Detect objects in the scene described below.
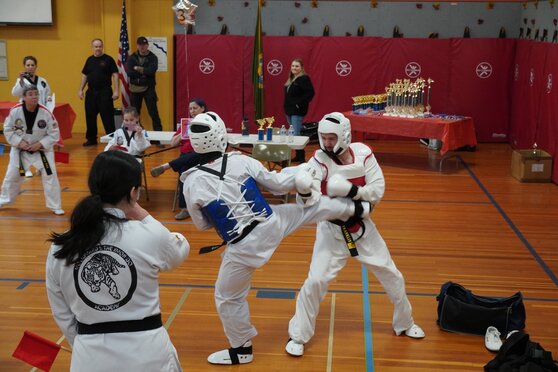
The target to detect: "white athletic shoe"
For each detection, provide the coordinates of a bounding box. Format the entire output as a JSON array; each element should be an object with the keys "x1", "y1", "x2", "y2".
[
  {"x1": 285, "y1": 339, "x2": 304, "y2": 357},
  {"x1": 207, "y1": 341, "x2": 253, "y2": 365},
  {"x1": 485, "y1": 326, "x2": 503, "y2": 352},
  {"x1": 25, "y1": 170, "x2": 33, "y2": 177},
  {"x1": 397, "y1": 324, "x2": 425, "y2": 339},
  {"x1": 52, "y1": 209, "x2": 65, "y2": 216}
]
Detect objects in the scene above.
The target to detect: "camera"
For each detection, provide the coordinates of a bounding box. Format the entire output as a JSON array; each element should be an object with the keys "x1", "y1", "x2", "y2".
[{"x1": 22, "y1": 72, "x2": 32, "y2": 79}]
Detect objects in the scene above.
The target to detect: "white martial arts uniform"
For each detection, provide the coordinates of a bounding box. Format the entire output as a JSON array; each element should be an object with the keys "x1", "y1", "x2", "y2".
[
  {"x1": 46, "y1": 208, "x2": 190, "y2": 372},
  {"x1": 12, "y1": 76, "x2": 52, "y2": 107},
  {"x1": 182, "y1": 152, "x2": 362, "y2": 348},
  {"x1": 104, "y1": 128, "x2": 151, "y2": 156},
  {"x1": 288, "y1": 143, "x2": 415, "y2": 344},
  {"x1": 0, "y1": 103, "x2": 63, "y2": 210}
]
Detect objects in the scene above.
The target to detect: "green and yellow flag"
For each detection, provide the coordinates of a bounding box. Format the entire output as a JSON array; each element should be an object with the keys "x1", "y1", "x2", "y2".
[{"x1": 252, "y1": 0, "x2": 264, "y2": 120}]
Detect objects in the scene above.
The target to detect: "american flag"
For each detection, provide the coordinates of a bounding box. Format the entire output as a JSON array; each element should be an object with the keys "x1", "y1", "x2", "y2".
[{"x1": 118, "y1": 0, "x2": 131, "y2": 108}]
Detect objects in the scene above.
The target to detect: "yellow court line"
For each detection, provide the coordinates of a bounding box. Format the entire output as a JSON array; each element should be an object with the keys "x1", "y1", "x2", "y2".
[
  {"x1": 165, "y1": 288, "x2": 192, "y2": 330},
  {"x1": 326, "y1": 293, "x2": 336, "y2": 372}
]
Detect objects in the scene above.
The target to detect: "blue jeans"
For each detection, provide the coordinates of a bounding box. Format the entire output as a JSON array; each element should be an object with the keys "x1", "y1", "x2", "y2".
[{"x1": 286, "y1": 115, "x2": 304, "y2": 136}]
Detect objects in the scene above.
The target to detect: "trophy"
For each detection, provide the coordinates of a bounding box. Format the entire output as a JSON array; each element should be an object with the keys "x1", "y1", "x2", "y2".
[
  {"x1": 425, "y1": 78, "x2": 434, "y2": 116},
  {"x1": 265, "y1": 116, "x2": 275, "y2": 141},
  {"x1": 256, "y1": 118, "x2": 266, "y2": 141}
]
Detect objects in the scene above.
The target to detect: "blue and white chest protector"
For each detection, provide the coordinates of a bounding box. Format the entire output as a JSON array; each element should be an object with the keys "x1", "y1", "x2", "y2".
[{"x1": 197, "y1": 155, "x2": 272, "y2": 242}]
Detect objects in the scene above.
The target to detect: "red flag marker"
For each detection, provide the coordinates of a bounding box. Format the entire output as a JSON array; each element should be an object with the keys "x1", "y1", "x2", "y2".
[{"x1": 12, "y1": 331, "x2": 69, "y2": 371}]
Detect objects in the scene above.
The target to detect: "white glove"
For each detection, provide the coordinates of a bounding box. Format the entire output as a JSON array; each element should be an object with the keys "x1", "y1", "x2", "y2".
[
  {"x1": 294, "y1": 165, "x2": 316, "y2": 196},
  {"x1": 327, "y1": 174, "x2": 359, "y2": 199}
]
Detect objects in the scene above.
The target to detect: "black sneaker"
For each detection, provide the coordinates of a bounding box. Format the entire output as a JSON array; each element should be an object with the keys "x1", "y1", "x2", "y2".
[{"x1": 83, "y1": 140, "x2": 98, "y2": 147}]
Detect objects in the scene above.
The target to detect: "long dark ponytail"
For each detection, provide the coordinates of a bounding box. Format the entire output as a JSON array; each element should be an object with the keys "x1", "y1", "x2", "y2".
[{"x1": 49, "y1": 151, "x2": 142, "y2": 265}]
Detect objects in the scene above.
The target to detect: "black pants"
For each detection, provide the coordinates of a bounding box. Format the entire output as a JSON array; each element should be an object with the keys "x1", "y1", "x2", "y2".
[
  {"x1": 131, "y1": 86, "x2": 162, "y2": 131},
  {"x1": 85, "y1": 88, "x2": 116, "y2": 142}
]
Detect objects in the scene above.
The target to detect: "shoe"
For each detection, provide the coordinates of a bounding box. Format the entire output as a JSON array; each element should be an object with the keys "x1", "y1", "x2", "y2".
[
  {"x1": 150, "y1": 166, "x2": 166, "y2": 177},
  {"x1": 82, "y1": 140, "x2": 98, "y2": 147},
  {"x1": 398, "y1": 324, "x2": 425, "y2": 339},
  {"x1": 25, "y1": 170, "x2": 33, "y2": 177},
  {"x1": 207, "y1": 341, "x2": 253, "y2": 365},
  {"x1": 175, "y1": 208, "x2": 190, "y2": 220},
  {"x1": 52, "y1": 209, "x2": 65, "y2": 215},
  {"x1": 485, "y1": 326, "x2": 503, "y2": 352},
  {"x1": 285, "y1": 338, "x2": 304, "y2": 357}
]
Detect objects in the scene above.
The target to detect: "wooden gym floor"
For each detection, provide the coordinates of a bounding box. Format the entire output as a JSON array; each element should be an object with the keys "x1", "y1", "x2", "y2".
[{"x1": 0, "y1": 136, "x2": 557, "y2": 371}]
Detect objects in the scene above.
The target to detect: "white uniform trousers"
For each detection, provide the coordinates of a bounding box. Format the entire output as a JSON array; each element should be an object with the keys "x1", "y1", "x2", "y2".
[
  {"x1": 0, "y1": 151, "x2": 62, "y2": 210},
  {"x1": 215, "y1": 196, "x2": 358, "y2": 348},
  {"x1": 71, "y1": 327, "x2": 181, "y2": 372},
  {"x1": 288, "y1": 220, "x2": 414, "y2": 343}
]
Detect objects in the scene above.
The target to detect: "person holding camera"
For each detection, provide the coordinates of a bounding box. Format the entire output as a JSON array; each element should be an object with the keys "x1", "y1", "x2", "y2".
[
  {"x1": 126, "y1": 36, "x2": 162, "y2": 132},
  {"x1": 104, "y1": 107, "x2": 151, "y2": 156},
  {"x1": 12, "y1": 55, "x2": 53, "y2": 177},
  {"x1": 12, "y1": 56, "x2": 52, "y2": 108}
]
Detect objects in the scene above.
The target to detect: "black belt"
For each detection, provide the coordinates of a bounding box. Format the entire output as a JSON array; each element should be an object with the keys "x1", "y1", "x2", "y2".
[
  {"x1": 77, "y1": 313, "x2": 162, "y2": 335},
  {"x1": 198, "y1": 220, "x2": 261, "y2": 254}
]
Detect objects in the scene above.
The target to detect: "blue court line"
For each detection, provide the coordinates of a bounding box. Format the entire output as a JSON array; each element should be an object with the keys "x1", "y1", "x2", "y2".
[
  {"x1": 16, "y1": 281, "x2": 29, "y2": 290},
  {"x1": 461, "y1": 159, "x2": 558, "y2": 287},
  {"x1": 3, "y1": 277, "x2": 558, "y2": 302},
  {"x1": 256, "y1": 290, "x2": 295, "y2": 299},
  {"x1": 361, "y1": 265, "x2": 374, "y2": 372}
]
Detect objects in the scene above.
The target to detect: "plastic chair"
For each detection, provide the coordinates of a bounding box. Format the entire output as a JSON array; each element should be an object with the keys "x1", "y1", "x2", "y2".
[{"x1": 252, "y1": 143, "x2": 292, "y2": 202}]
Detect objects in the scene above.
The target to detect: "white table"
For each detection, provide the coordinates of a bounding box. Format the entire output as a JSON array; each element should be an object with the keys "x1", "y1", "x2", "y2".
[
  {"x1": 100, "y1": 131, "x2": 309, "y2": 150},
  {"x1": 227, "y1": 133, "x2": 309, "y2": 150},
  {"x1": 100, "y1": 131, "x2": 176, "y2": 144}
]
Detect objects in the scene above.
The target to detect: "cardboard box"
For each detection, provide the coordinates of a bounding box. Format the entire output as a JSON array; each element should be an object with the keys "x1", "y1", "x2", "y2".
[{"x1": 511, "y1": 149, "x2": 552, "y2": 182}]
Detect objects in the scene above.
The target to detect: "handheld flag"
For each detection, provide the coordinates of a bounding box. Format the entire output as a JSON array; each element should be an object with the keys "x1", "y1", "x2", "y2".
[
  {"x1": 252, "y1": 0, "x2": 264, "y2": 120},
  {"x1": 12, "y1": 331, "x2": 65, "y2": 371},
  {"x1": 54, "y1": 152, "x2": 70, "y2": 164}
]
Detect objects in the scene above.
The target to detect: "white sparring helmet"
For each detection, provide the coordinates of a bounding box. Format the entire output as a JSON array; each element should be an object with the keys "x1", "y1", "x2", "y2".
[
  {"x1": 189, "y1": 112, "x2": 228, "y2": 154},
  {"x1": 318, "y1": 112, "x2": 351, "y2": 155}
]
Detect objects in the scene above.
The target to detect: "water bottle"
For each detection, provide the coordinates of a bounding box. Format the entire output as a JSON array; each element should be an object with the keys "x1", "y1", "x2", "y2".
[
  {"x1": 287, "y1": 125, "x2": 295, "y2": 143},
  {"x1": 279, "y1": 125, "x2": 287, "y2": 142}
]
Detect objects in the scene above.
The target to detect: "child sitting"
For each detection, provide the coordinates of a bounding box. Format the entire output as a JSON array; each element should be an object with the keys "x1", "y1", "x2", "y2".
[{"x1": 104, "y1": 107, "x2": 151, "y2": 156}]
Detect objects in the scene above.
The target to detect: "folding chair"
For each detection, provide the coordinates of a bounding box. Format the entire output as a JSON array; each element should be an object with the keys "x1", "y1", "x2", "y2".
[
  {"x1": 136, "y1": 153, "x2": 150, "y2": 201},
  {"x1": 251, "y1": 143, "x2": 292, "y2": 202}
]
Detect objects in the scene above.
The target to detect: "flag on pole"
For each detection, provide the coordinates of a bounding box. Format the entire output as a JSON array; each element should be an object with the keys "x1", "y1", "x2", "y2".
[
  {"x1": 118, "y1": 0, "x2": 131, "y2": 108},
  {"x1": 12, "y1": 331, "x2": 62, "y2": 371},
  {"x1": 252, "y1": 0, "x2": 264, "y2": 120}
]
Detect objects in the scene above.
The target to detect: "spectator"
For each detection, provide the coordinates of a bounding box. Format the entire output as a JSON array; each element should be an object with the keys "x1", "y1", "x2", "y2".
[
  {"x1": 78, "y1": 38, "x2": 119, "y2": 147},
  {"x1": 104, "y1": 106, "x2": 151, "y2": 156},
  {"x1": 127, "y1": 36, "x2": 163, "y2": 132}
]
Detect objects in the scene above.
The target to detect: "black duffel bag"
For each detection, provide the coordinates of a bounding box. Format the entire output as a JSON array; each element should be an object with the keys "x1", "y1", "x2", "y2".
[{"x1": 436, "y1": 281, "x2": 526, "y2": 336}]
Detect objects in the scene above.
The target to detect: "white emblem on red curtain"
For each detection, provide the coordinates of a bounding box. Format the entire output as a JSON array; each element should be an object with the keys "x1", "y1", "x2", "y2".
[
  {"x1": 547, "y1": 74, "x2": 553, "y2": 93},
  {"x1": 199, "y1": 58, "x2": 216, "y2": 74},
  {"x1": 405, "y1": 62, "x2": 421, "y2": 78},
  {"x1": 529, "y1": 68, "x2": 535, "y2": 87},
  {"x1": 514, "y1": 64, "x2": 520, "y2": 82},
  {"x1": 336, "y1": 60, "x2": 352, "y2": 76},
  {"x1": 267, "y1": 60, "x2": 283, "y2": 76},
  {"x1": 476, "y1": 62, "x2": 493, "y2": 79}
]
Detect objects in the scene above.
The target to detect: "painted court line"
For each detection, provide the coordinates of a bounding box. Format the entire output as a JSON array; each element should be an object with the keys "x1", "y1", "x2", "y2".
[
  {"x1": 361, "y1": 265, "x2": 374, "y2": 372},
  {"x1": 462, "y1": 160, "x2": 558, "y2": 287},
  {"x1": 165, "y1": 288, "x2": 191, "y2": 330},
  {"x1": 326, "y1": 293, "x2": 336, "y2": 372}
]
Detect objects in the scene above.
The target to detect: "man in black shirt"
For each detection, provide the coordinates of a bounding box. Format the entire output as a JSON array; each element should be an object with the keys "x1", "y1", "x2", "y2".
[
  {"x1": 78, "y1": 38, "x2": 119, "y2": 146},
  {"x1": 127, "y1": 36, "x2": 162, "y2": 132}
]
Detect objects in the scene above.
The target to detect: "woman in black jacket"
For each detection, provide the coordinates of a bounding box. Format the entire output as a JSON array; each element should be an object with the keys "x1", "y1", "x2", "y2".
[{"x1": 284, "y1": 58, "x2": 314, "y2": 162}]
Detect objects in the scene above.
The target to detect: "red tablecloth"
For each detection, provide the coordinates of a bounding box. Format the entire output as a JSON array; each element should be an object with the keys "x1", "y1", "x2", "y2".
[
  {"x1": 344, "y1": 112, "x2": 477, "y2": 155},
  {"x1": 0, "y1": 101, "x2": 76, "y2": 140}
]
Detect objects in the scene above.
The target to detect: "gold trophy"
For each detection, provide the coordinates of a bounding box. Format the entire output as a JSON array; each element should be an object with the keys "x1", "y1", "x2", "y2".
[
  {"x1": 425, "y1": 78, "x2": 434, "y2": 115},
  {"x1": 265, "y1": 116, "x2": 275, "y2": 141},
  {"x1": 256, "y1": 118, "x2": 266, "y2": 141}
]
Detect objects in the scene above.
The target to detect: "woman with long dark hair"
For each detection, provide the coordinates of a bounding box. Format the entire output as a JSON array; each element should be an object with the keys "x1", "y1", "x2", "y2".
[
  {"x1": 46, "y1": 151, "x2": 189, "y2": 372},
  {"x1": 284, "y1": 58, "x2": 315, "y2": 163}
]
